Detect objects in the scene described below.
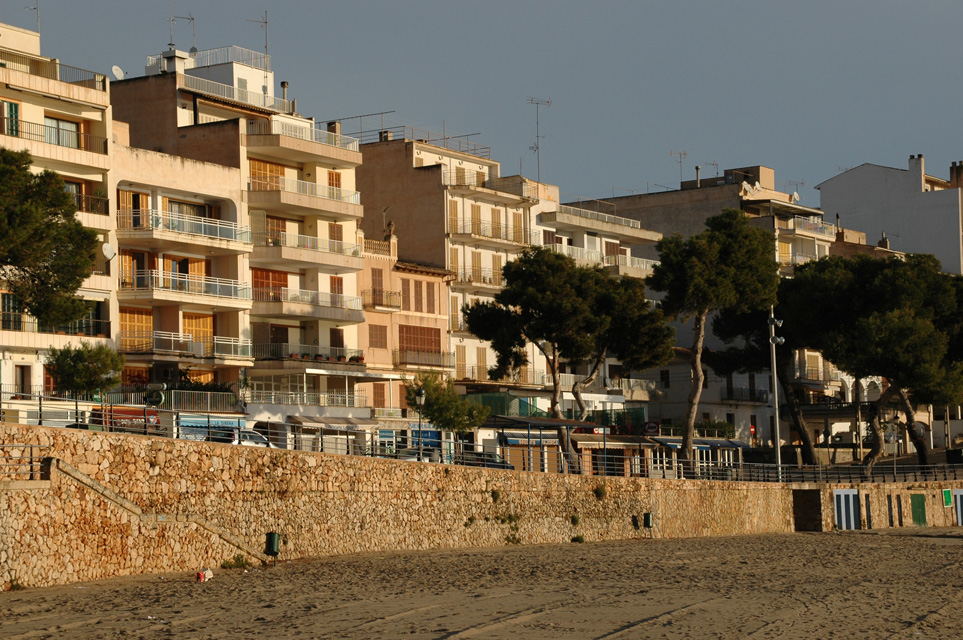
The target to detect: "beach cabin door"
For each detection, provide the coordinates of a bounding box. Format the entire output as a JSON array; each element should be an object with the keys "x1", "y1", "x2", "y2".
[
  {"x1": 910, "y1": 494, "x2": 927, "y2": 527},
  {"x1": 833, "y1": 489, "x2": 860, "y2": 530},
  {"x1": 955, "y1": 490, "x2": 963, "y2": 526}
]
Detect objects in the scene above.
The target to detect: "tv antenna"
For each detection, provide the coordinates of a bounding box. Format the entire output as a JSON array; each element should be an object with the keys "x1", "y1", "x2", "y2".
[
  {"x1": 705, "y1": 161, "x2": 719, "y2": 177},
  {"x1": 247, "y1": 11, "x2": 269, "y2": 94},
  {"x1": 175, "y1": 12, "x2": 197, "y2": 56},
  {"x1": 670, "y1": 150, "x2": 688, "y2": 184},
  {"x1": 167, "y1": 0, "x2": 175, "y2": 49},
  {"x1": 527, "y1": 96, "x2": 551, "y2": 182},
  {"x1": 24, "y1": 1, "x2": 39, "y2": 34},
  {"x1": 781, "y1": 179, "x2": 805, "y2": 198}
]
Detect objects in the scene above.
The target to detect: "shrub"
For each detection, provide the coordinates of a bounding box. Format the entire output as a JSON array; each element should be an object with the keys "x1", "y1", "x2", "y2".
[
  {"x1": 571, "y1": 535, "x2": 585, "y2": 544},
  {"x1": 221, "y1": 554, "x2": 253, "y2": 570},
  {"x1": 593, "y1": 485, "x2": 607, "y2": 500}
]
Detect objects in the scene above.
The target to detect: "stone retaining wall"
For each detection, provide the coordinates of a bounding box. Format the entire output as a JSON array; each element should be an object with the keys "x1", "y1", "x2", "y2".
[{"x1": 0, "y1": 423, "x2": 959, "y2": 589}]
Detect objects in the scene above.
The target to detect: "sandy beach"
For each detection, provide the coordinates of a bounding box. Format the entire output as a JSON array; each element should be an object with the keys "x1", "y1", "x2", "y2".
[{"x1": 3, "y1": 529, "x2": 963, "y2": 639}]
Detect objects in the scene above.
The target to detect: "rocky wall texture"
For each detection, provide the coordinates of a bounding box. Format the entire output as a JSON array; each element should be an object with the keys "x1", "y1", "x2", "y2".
[{"x1": 0, "y1": 423, "x2": 904, "y2": 589}]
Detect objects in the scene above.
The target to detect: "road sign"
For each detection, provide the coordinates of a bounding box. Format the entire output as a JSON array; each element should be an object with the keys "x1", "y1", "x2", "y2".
[
  {"x1": 750, "y1": 425, "x2": 757, "y2": 435},
  {"x1": 144, "y1": 390, "x2": 165, "y2": 406},
  {"x1": 643, "y1": 422, "x2": 660, "y2": 436}
]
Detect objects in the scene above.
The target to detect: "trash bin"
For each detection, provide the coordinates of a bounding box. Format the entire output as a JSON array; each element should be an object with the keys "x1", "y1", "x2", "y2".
[
  {"x1": 642, "y1": 512, "x2": 654, "y2": 528},
  {"x1": 264, "y1": 532, "x2": 280, "y2": 557}
]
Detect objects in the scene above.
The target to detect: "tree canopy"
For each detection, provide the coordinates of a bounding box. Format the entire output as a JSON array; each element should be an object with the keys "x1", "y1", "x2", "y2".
[
  {"x1": 647, "y1": 209, "x2": 780, "y2": 463},
  {"x1": 404, "y1": 372, "x2": 490, "y2": 434},
  {"x1": 45, "y1": 342, "x2": 124, "y2": 397},
  {"x1": 0, "y1": 148, "x2": 98, "y2": 324}
]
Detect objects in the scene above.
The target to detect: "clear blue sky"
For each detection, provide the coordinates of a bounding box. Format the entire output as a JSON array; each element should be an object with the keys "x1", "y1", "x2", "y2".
[{"x1": 3, "y1": 0, "x2": 960, "y2": 207}]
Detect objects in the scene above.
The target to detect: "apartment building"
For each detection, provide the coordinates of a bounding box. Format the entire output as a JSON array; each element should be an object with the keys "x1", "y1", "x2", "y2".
[
  {"x1": 817, "y1": 154, "x2": 963, "y2": 274},
  {"x1": 0, "y1": 22, "x2": 113, "y2": 396},
  {"x1": 110, "y1": 45, "x2": 367, "y2": 422}
]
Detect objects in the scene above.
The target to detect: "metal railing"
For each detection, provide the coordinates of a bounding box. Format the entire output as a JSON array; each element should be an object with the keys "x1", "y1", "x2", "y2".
[
  {"x1": 556, "y1": 204, "x2": 643, "y2": 230},
  {"x1": 0, "y1": 444, "x2": 49, "y2": 480},
  {"x1": 246, "y1": 119, "x2": 360, "y2": 151},
  {"x1": 0, "y1": 313, "x2": 109, "y2": 337},
  {"x1": 721, "y1": 387, "x2": 770, "y2": 403},
  {"x1": 119, "y1": 331, "x2": 192, "y2": 353},
  {"x1": 780, "y1": 252, "x2": 818, "y2": 266},
  {"x1": 0, "y1": 116, "x2": 107, "y2": 153},
  {"x1": 352, "y1": 125, "x2": 491, "y2": 159},
  {"x1": 244, "y1": 390, "x2": 367, "y2": 407},
  {"x1": 796, "y1": 366, "x2": 841, "y2": 382},
  {"x1": 104, "y1": 388, "x2": 242, "y2": 413},
  {"x1": 793, "y1": 216, "x2": 836, "y2": 237},
  {"x1": 252, "y1": 287, "x2": 363, "y2": 310},
  {"x1": 118, "y1": 209, "x2": 251, "y2": 243},
  {"x1": 148, "y1": 45, "x2": 272, "y2": 73},
  {"x1": 545, "y1": 243, "x2": 603, "y2": 263},
  {"x1": 205, "y1": 336, "x2": 253, "y2": 358},
  {"x1": 248, "y1": 176, "x2": 361, "y2": 204},
  {"x1": 71, "y1": 193, "x2": 109, "y2": 215},
  {"x1": 452, "y1": 267, "x2": 503, "y2": 287},
  {"x1": 253, "y1": 231, "x2": 360, "y2": 256},
  {"x1": 455, "y1": 365, "x2": 544, "y2": 386},
  {"x1": 451, "y1": 219, "x2": 538, "y2": 245},
  {"x1": 119, "y1": 270, "x2": 251, "y2": 300},
  {"x1": 617, "y1": 378, "x2": 660, "y2": 393},
  {"x1": 393, "y1": 350, "x2": 456, "y2": 368},
  {"x1": 0, "y1": 49, "x2": 107, "y2": 90},
  {"x1": 252, "y1": 343, "x2": 363, "y2": 362},
  {"x1": 178, "y1": 73, "x2": 294, "y2": 114},
  {"x1": 441, "y1": 170, "x2": 536, "y2": 198},
  {"x1": 361, "y1": 289, "x2": 401, "y2": 309},
  {"x1": 603, "y1": 254, "x2": 660, "y2": 271},
  {"x1": 373, "y1": 407, "x2": 404, "y2": 418}
]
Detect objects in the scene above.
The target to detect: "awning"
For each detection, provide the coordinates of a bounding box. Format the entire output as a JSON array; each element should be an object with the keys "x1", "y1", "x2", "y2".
[
  {"x1": 571, "y1": 434, "x2": 656, "y2": 449},
  {"x1": 285, "y1": 415, "x2": 379, "y2": 433},
  {"x1": 652, "y1": 437, "x2": 710, "y2": 451},
  {"x1": 304, "y1": 368, "x2": 405, "y2": 380},
  {"x1": 497, "y1": 430, "x2": 560, "y2": 446}
]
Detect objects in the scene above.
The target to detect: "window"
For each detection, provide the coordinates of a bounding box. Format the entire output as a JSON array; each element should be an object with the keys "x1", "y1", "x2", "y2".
[
  {"x1": 471, "y1": 204, "x2": 482, "y2": 235},
  {"x1": 455, "y1": 166, "x2": 466, "y2": 184},
  {"x1": 703, "y1": 369, "x2": 709, "y2": 389},
  {"x1": 266, "y1": 216, "x2": 286, "y2": 245},
  {"x1": 513, "y1": 211, "x2": 524, "y2": 243},
  {"x1": 492, "y1": 208, "x2": 502, "y2": 238},
  {"x1": 660, "y1": 369, "x2": 670, "y2": 389},
  {"x1": 328, "y1": 170, "x2": 341, "y2": 189},
  {"x1": 726, "y1": 413, "x2": 735, "y2": 425},
  {"x1": 401, "y1": 278, "x2": 411, "y2": 311},
  {"x1": 2, "y1": 100, "x2": 20, "y2": 137},
  {"x1": 449, "y1": 248, "x2": 459, "y2": 272},
  {"x1": 329, "y1": 222, "x2": 343, "y2": 243},
  {"x1": 702, "y1": 413, "x2": 710, "y2": 423},
  {"x1": 450, "y1": 296, "x2": 460, "y2": 331},
  {"x1": 330, "y1": 275, "x2": 344, "y2": 295},
  {"x1": 414, "y1": 280, "x2": 423, "y2": 312},
  {"x1": 476, "y1": 347, "x2": 488, "y2": 380},
  {"x1": 448, "y1": 200, "x2": 459, "y2": 232},
  {"x1": 249, "y1": 159, "x2": 283, "y2": 190},
  {"x1": 330, "y1": 328, "x2": 344, "y2": 350},
  {"x1": 44, "y1": 115, "x2": 79, "y2": 148},
  {"x1": 476, "y1": 170, "x2": 485, "y2": 185},
  {"x1": 369, "y1": 325, "x2": 388, "y2": 349},
  {"x1": 492, "y1": 256, "x2": 503, "y2": 286},
  {"x1": 749, "y1": 373, "x2": 756, "y2": 396},
  {"x1": 471, "y1": 251, "x2": 482, "y2": 281},
  {"x1": 168, "y1": 199, "x2": 208, "y2": 218},
  {"x1": 1, "y1": 293, "x2": 23, "y2": 331},
  {"x1": 543, "y1": 230, "x2": 557, "y2": 245},
  {"x1": 604, "y1": 241, "x2": 620, "y2": 256},
  {"x1": 399, "y1": 325, "x2": 441, "y2": 352},
  {"x1": 373, "y1": 383, "x2": 386, "y2": 408},
  {"x1": 371, "y1": 268, "x2": 384, "y2": 292},
  {"x1": 425, "y1": 282, "x2": 435, "y2": 315},
  {"x1": 252, "y1": 268, "x2": 287, "y2": 300},
  {"x1": 183, "y1": 313, "x2": 214, "y2": 345}
]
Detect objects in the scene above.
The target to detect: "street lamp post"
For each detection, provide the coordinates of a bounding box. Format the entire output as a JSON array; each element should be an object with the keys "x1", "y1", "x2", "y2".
[
  {"x1": 769, "y1": 307, "x2": 785, "y2": 480},
  {"x1": 415, "y1": 387, "x2": 426, "y2": 461}
]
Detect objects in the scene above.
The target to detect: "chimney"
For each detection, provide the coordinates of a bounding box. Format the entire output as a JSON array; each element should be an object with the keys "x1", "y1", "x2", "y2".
[
  {"x1": 280, "y1": 81, "x2": 289, "y2": 100},
  {"x1": 951, "y1": 161, "x2": 963, "y2": 189},
  {"x1": 379, "y1": 130, "x2": 394, "y2": 142},
  {"x1": 878, "y1": 232, "x2": 890, "y2": 249},
  {"x1": 327, "y1": 120, "x2": 341, "y2": 135},
  {"x1": 695, "y1": 165, "x2": 701, "y2": 188}
]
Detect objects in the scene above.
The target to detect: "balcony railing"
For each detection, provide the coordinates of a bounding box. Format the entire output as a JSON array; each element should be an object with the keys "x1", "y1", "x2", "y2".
[
  {"x1": 361, "y1": 289, "x2": 401, "y2": 309},
  {"x1": 796, "y1": 366, "x2": 842, "y2": 382},
  {"x1": 253, "y1": 343, "x2": 363, "y2": 362},
  {"x1": 603, "y1": 254, "x2": 660, "y2": 271},
  {"x1": 721, "y1": 387, "x2": 770, "y2": 403},
  {"x1": 363, "y1": 238, "x2": 391, "y2": 256},
  {"x1": 453, "y1": 267, "x2": 503, "y2": 287},
  {"x1": 0, "y1": 117, "x2": 107, "y2": 154},
  {"x1": 441, "y1": 171, "x2": 537, "y2": 198},
  {"x1": 254, "y1": 231, "x2": 360, "y2": 256},
  {"x1": 248, "y1": 176, "x2": 361, "y2": 204},
  {"x1": 793, "y1": 216, "x2": 835, "y2": 237},
  {"x1": 203, "y1": 336, "x2": 253, "y2": 358},
  {"x1": 373, "y1": 407, "x2": 404, "y2": 418},
  {"x1": 246, "y1": 119, "x2": 360, "y2": 151},
  {"x1": 119, "y1": 331, "x2": 193, "y2": 353},
  {"x1": 451, "y1": 219, "x2": 537, "y2": 245},
  {"x1": 353, "y1": 125, "x2": 491, "y2": 159},
  {"x1": 617, "y1": 378, "x2": 660, "y2": 393},
  {"x1": 780, "y1": 252, "x2": 818, "y2": 266},
  {"x1": 120, "y1": 270, "x2": 251, "y2": 300},
  {"x1": 546, "y1": 243, "x2": 603, "y2": 263},
  {"x1": 178, "y1": 73, "x2": 294, "y2": 114},
  {"x1": 557, "y1": 204, "x2": 643, "y2": 230},
  {"x1": 0, "y1": 48, "x2": 107, "y2": 90},
  {"x1": 392, "y1": 350, "x2": 456, "y2": 368},
  {"x1": 455, "y1": 365, "x2": 543, "y2": 386},
  {"x1": 71, "y1": 193, "x2": 109, "y2": 215},
  {"x1": 118, "y1": 209, "x2": 251, "y2": 243},
  {"x1": 148, "y1": 45, "x2": 272, "y2": 73},
  {"x1": 252, "y1": 287, "x2": 363, "y2": 310},
  {"x1": 0, "y1": 313, "x2": 109, "y2": 337},
  {"x1": 244, "y1": 390, "x2": 367, "y2": 407}
]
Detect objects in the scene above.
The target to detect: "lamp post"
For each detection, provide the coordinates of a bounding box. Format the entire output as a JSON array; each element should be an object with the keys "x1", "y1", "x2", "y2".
[
  {"x1": 415, "y1": 386, "x2": 426, "y2": 461},
  {"x1": 769, "y1": 307, "x2": 785, "y2": 480}
]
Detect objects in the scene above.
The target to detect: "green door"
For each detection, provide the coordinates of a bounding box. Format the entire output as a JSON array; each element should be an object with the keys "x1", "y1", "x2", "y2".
[{"x1": 910, "y1": 494, "x2": 927, "y2": 527}]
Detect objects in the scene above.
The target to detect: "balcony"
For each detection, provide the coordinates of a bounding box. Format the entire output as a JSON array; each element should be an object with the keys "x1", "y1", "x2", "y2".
[
  {"x1": 545, "y1": 243, "x2": 603, "y2": 265},
  {"x1": 118, "y1": 331, "x2": 252, "y2": 359},
  {"x1": 721, "y1": 387, "x2": 770, "y2": 403},
  {"x1": 71, "y1": 193, "x2": 109, "y2": 215},
  {"x1": 361, "y1": 289, "x2": 402, "y2": 311},
  {"x1": 252, "y1": 287, "x2": 364, "y2": 323},
  {"x1": 117, "y1": 210, "x2": 252, "y2": 254},
  {"x1": 177, "y1": 72, "x2": 295, "y2": 114},
  {"x1": 1, "y1": 117, "x2": 109, "y2": 170},
  {"x1": 363, "y1": 238, "x2": 392, "y2": 256},
  {"x1": 244, "y1": 120, "x2": 361, "y2": 167},
  {"x1": 451, "y1": 267, "x2": 503, "y2": 293},
  {"x1": 450, "y1": 219, "x2": 538, "y2": 249},
  {"x1": 540, "y1": 205, "x2": 661, "y2": 244},
  {"x1": 455, "y1": 365, "x2": 543, "y2": 386},
  {"x1": 0, "y1": 47, "x2": 107, "y2": 92},
  {"x1": 0, "y1": 313, "x2": 109, "y2": 341},
  {"x1": 442, "y1": 169, "x2": 536, "y2": 205},
  {"x1": 246, "y1": 176, "x2": 362, "y2": 219},
  {"x1": 252, "y1": 231, "x2": 362, "y2": 272},
  {"x1": 796, "y1": 365, "x2": 842, "y2": 384},
  {"x1": 783, "y1": 216, "x2": 835, "y2": 239},
  {"x1": 118, "y1": 270, "x2": 252, "y2": 310},
  {"x1": 244, "y1": 390, "x2": 367, "y2": 408},
  {"x1": 392, "y1": 350, "x2": 455, "y2": 369},
  {"x1": 602, "y1": 254, "x2": 659, "y2": 278},
  {"x1": 253, "y1": 343, "x2": 364, "y2": 363},
  {"x1": 357, "y1": 125, "x2": 490, "y2": 159}
]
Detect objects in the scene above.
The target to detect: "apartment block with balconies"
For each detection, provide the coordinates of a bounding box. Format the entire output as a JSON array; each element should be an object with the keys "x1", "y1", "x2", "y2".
[{"x1": 0, "y1": 21, "x2": 114, "y2": 396}]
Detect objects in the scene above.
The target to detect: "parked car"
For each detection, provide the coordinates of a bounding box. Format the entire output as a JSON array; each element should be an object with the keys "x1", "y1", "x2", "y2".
[
  {"x1": 454, "y1": 450, "x2": 515, "y2": 470},
  {"x1": 392, "y1": 447, "x2": 440, "y2": 462},
  {"x1": 208, "y1": 428, "x2": 279, "y2": 448}
]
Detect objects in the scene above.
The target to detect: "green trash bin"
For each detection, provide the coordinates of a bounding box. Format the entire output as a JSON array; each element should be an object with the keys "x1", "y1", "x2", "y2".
[
  {"x1": 265, "y1": 532, "x2": 280, "y2": 558},
  {"x1": 642, "y1": 513, "x2": 654, "y2": 529}
]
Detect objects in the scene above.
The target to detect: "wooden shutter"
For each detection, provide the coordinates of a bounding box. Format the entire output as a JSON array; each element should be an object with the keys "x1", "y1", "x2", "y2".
[
  {"x1": 401, "y1": 278, "x2": 410, "y2": 311},
  {"x1": 513, "y1": 211, "x2": 524, "y2": 243},
  {"x1": 492, "y1": 255, "x2": 503, "y2": 286},
  {"x1": 456, "y1": 344, "x2": 467, "y2": 378},
  {"x1": 448, "y1": 200, "x2": 459, "y2": 233},
  {"x1": 425, "y1": 282, "x2": 435, "y2": 315},
  {"x1": 450, "y1": 296, "x2": 460, "y2": 331},
  {"x1": 329, "y1": 222, "x2": 343, "y2": 242},
  {"x1": 471, "y1": 204, "x2": 482, "y2": 235},
  {"x1": 492, "y1": 208, "x2": 502, "y2": 239},
  {"x1": 471, "y1": 251, "x2": 482, "y2": 281},
  {"x1": 476, "y1": 347, "x2": 487, "y2": 380}
]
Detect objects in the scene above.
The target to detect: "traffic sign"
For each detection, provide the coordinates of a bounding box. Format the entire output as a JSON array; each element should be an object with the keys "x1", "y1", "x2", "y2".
[{"x1": 643, "y1": 422, "x2": 660, "y2": 436}]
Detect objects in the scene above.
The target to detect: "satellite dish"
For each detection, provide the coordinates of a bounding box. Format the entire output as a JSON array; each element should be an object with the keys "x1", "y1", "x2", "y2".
[
  {"x1": 111, "y1": 65, "x2": 126, "y2": 81},
  {"x1": 741, "y1": 181, "x2": 751, "y2": 192},
  {"x1": 189, "y1": 46, "x2": 198, "y2": 57},
  {"x1": 102, "y1": 243, "x2": 116, "y2": 260},
  {"x1": 792, "y1": 191, "x2": 800, "y2": 203},
  {"x1": 754, "y1": 181, "x2": 762, "y2": 192}
]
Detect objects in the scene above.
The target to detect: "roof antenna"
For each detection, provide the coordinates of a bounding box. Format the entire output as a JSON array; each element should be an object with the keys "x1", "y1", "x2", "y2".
[
  {"x1": 168, "y1": 0, "x2": 176, "y2": 50},
  {"x1": 527, "y1": 96, "x2": 551, "y2": 183},
  {"x1": 175, "y1": 12, "x2": 197, "y2": 56},
  {"x1": 24, "y1": 1, "x2": 40, "y2": 34},
  {"x1": 247, "y1": 11, "x2": 269, "y2": 95},
  {"x1": 670, "y1": 150, "x2": 688, "y2": 184}
]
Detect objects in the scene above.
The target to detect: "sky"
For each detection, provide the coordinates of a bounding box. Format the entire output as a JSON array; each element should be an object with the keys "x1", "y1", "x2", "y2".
[{"x1": 2, "y1": 0, "x2": 961, "y2": 207}]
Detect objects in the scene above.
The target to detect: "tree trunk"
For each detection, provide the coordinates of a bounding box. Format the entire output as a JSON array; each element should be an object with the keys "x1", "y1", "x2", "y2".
[
  {"x1": 572, "y1": 351, "x2": 606, "y2": 422},
  {"x1": 537, "y1": 341, "x2": 580, "y2": 474},
  {"x1": 897, "y1": 387, "x2": 929, "y2": 466},
  {"x1": 683, "y1": 310, "x2": 708, "y2": 470},
  {"x1": 862, "y1": 386, "x2": 898, "y2": 474},
  {"x1": 778, "y1": 360, "x2": 818, "y2": 465}
]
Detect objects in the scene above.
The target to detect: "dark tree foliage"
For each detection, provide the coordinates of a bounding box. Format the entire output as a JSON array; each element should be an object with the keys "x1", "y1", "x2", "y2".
[
  {"x1": 0, "y1": 148, "x2": 98, "y2": 324},
  {"x1": 648, "y1": 209, "x2": 779, "y2": 464},
  {"x1": 45, "y1": 342, "x2": 124, "y2": 396},
  {"x1": 404, "y1": 372, "x2": 490, "y2": 434}
]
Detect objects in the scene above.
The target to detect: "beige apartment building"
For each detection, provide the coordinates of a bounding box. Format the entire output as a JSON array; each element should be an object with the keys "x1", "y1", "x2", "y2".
[
  {"x1": 110, "y1": 45, "x2": 368, "y2": 422},
  {"x1": 0, "y1": 22, "x2": 114, "y2": 397}
]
